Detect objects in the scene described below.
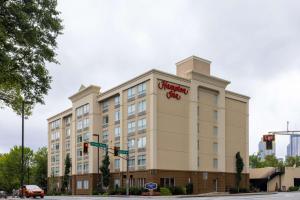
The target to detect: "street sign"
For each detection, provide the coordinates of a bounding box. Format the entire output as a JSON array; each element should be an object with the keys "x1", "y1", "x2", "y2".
[
  {"x1": 145, "y1": 182, "x2": 157, "y2": 190},
  {"x1": 90, "y1": 142, "x2": 107, "y2": 148},
  {"x1": 118, "y1": 149, "x2": 129, "y2": 155}
]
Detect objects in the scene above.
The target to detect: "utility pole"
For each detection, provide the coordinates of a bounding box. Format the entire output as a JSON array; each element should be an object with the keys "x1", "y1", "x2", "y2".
[
  {"x1": 126, "y1": 144, "x2": 129, "y2": 196},
  {"x1": 93, "y1": 134, "x2": 100, "y2": 191}
]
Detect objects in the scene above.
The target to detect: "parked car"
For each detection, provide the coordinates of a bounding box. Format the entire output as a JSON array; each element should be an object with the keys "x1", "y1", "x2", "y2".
[
  {"x1": 19, "y1": 185, "x2": 44, "y2": 198},
  {"x1": 0, "y1": 191, "x2": 7, "y2": 199}
]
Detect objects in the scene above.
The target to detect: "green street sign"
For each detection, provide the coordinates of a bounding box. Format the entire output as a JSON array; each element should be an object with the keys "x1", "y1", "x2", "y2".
[
  {"x1": 90, "y1": 142, "x2": 107, "y2": 148},
  {"x1": 118, "y1": 150, "x2": 129, "y2": 155}
]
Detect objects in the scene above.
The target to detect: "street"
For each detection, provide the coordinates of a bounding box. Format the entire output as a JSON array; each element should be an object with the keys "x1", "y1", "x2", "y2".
[{"x1": 6, "y1": 192, "x2": 298, "y2": 200}]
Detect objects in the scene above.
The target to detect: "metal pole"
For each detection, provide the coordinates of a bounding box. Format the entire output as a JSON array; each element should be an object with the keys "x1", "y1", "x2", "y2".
[
  {"x1": 126, "y1": 145, "x2": 129, "y2": 196},
  {"x1": 97, "y1": 135, "x2": 100, "y2": 190},
  {"x1": 21, "y1": 100, "x2": 25, "y2": 197}
]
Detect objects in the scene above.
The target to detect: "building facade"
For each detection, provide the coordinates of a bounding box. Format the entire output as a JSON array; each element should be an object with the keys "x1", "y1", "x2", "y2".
[
  {"x1": 258, "y1": 136, "x2": 276, "y2": 159},
  {"x1": 47, "y1": 56, "x2": 250, "y2": 194}
]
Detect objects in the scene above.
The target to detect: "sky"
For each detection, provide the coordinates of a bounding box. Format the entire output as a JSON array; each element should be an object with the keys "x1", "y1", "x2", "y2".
[{"x1": 1, "y1": 0, "x2": 300, "y2": 159}]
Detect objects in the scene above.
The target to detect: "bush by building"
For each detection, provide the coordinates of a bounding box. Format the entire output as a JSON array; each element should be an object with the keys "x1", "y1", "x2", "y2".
[{"x1": 160, "y1": 187, "x2": 172, "y2": 196}]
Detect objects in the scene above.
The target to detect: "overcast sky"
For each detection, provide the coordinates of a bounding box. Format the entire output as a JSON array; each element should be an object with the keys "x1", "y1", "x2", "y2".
[{"x1": 1, "y1": 0, "x2": 300, "y2": 159}]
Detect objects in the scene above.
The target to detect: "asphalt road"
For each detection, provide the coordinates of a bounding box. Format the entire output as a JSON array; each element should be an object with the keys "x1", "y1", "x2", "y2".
[{"x1": 5, "y1": 192, "x2": 300, "y2": 200}]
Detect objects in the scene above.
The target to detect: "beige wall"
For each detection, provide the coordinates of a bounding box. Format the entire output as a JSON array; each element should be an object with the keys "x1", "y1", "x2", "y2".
[{"x1": 268, "y1": 167, "x2": 300, "y2": 191}]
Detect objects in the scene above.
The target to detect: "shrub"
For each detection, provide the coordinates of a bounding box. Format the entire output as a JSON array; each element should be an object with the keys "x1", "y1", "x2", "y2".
[
  {"x1": 288, "y1": 186, "x2": 299, "y2": 192},
  {"x1": 239, "y1": 188, "x2": 249, "y2": 193},
  {"x1": 169, "y1": 186, "x2": 186, "y2": 195},
  {"x1": 129, "y1": 187, "x2": 143, "y2": 195},
  {"x1": 229, "y1": 187, "x2": 238, "y2": 194},
  {"x1": 160, "y1": 187, "x2": 172, "y2": 196},
  {"x1": 186, "y1": 183, "x2": 193, "y2": 194}
]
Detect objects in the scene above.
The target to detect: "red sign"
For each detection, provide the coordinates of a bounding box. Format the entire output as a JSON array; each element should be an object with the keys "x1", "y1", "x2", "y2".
[
  {"x1": 263, "y1": 135, "x2": 275, "y2": 142},
  {"x1": 158, "y1": 80, "x2": 189, "y2": 100}
]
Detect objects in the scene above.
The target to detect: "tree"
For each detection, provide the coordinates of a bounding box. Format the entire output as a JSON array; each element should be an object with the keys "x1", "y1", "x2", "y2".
[
  {"x1": 264, "y1": 155, "x2": 280, "y2": 167},
  {"x1": 31, "y1": 147, "x2": 47, "y2": 189},
  {"x1": 285, "y1": 156, "x2": 300, "y2": 167},
  {"x1": 100, "y1": 150, "x2": 110, "y2": 190},
  {"x1": 62, "y1": 153, "x2": 71, "y2": 193},
  {"x1": 235, "y1": 152, "x2": 244, "y2": 192},
  {"x1": 249, "y1": 154, "x2": 264, "y2": 168},
  {"x1": 0, "y1": 0, "x2": 63, "y2": 115}
]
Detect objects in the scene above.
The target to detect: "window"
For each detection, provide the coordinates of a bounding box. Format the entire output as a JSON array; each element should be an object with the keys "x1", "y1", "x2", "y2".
[
  {"x1": 160, "y1": 178, "x2": 175, "y2": 187},
  {"x1": 128, "y1": 139, "x2": 135, "y2": 149},
  {"x1": 55, "y1": 143, "x2": 59, "y2": 150},
  {"x1": 114, "y1": 96, "x2": 120, "y2": 105},
  {"x1": 103, "y1": 115, "x2": 109, "y2": 126},
  {"x1": 82, "y1": 118, "x2": 89, "y2": 129},
  {"x1": 65, "y1": 128, "x2": 71, "y2": 137},
  {"x1": 83, "y1": 162, "x2": 89, "y2": 173},
  {"x1": 50, "y1": 120, "x2": 60, "y2": 129},
  {"x1": 102, "y1": 130, "x2": 108, "y2": 141},
  {"x1": 213, "y1": 158, "x2": 218, "y2": 169},
  {"x1": 137, "y1": 100, "x2": 146, "y2": 113},
  {"x1": 77, "y1": 149, "x2": 83, "y2": 158},
  {"x1": 76, "y1": 104, "x2": 90, "y2": 117},
  {"x1": 83, "y1": 104, "x2": 89, "y2": 114},
  {"x1": 213, "y1": 143, "x2": 218, "y2": 153},
  {"x1": 213, "y1": 126, "x2": 218, "y2": 136},
  {"x1": 214, "y1": 95, "x2": 218, "y2": 105},
  {"x1": 138, "y1": 118, "x2": 146, "y2": 130},
  {"x1": 115, "y1": 110, "x2": 120, "y2": 121},
  {"x1": 114, "y1": 179, "x2": 120, "y2": 189},
  {"x1": 65, "y1": 117, "x2": 71, "y2": 125},
  {"x1": 77, "y1": 163, "x2": 82, "y2": 173},
  {"x1": 66, "y1": 141, "x2": 70, "y2": 150},
  {"x1": 213, "y1": 110, "x2": 218, "y2": 121},
  {"x1": 127, "y1": 87, "x2": 136, "y2": 99},
  {"x1": 127, "y1": 121, "x2": 136, "y2": 133},
  {"x1": 138, "y1": 137, "x2": 146, "y2": 148},
  {"x1": 76, "y1": 107, "x2": 83, "y2": 117},
  {"x1": 127, "y1": 104, "x2": 136, "y2": 116},
  {"x1": 115, "y1": 127, "x2": 120, "y2": 138},
  {"x1": 77, "y1": 120, "x2": 83, "y2": 130},
  {"x1": 83, "y1": 132, "x2": 90, "y2": 141},
  {"x1": 137, "y1": 155, "x2": 146, "y2": 166},
  {"x1": 77, "y1": 135, "x2": 82, "y2": 143},
  {"x1": 128, "y1": 158, "x2": 135, "y2": 167},
  {"x1": 51, "y1": 131, "x2": 60, "y2": 140},
  {"x1": 83, "y1": 180, "x2": 89, "y2": 189},
  {"x1": 77, "y1": 180, "x2": 82, "y2": 189},
  {"x1": 114, "y1": 159, "x2": 120, "y2": 169},
  {"x1": 102, "y1": 100, "x2": 109, "y2": 111},
  {"x1": 137, "y1": 82, "x2": 146, "y2": 95}
]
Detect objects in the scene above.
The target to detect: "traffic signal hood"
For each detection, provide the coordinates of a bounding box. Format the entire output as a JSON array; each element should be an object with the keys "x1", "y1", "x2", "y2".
[
  {"x1": 114, "y1": 146, "x2": 120, "y2": 156},
  {"x1": 83, "y1": 142, "x2": 89, "y2": 154}
]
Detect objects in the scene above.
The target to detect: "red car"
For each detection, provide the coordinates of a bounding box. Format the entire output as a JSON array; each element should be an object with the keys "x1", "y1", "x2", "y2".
[{"x1": 19, "y1": 185, "x2": 44, "y2": 198}]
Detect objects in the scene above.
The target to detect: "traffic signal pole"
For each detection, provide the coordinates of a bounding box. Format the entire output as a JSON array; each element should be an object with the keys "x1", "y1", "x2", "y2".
[{"x1": 126, "y1": 145, "x2": 129, "y2": 196}]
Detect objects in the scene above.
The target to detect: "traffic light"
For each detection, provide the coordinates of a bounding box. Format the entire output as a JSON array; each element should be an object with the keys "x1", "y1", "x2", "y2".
[
  {"x1": 263, "y1": 134, "x2": 275, "y2": 150},
  {"x1": 266, "y1": 141, "x2": 273, "y2": 150},
  {"x1": 114, "y1": 146, "x2": 120, "y2": 156},
  {"x1": 83, "y1": 142, "x2": 88, "y2": 154}
]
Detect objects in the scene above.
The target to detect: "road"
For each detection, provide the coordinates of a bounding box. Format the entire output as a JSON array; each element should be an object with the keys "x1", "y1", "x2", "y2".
[{"x1": 6, "y1": 192, "x2": 300, "y2": 200}]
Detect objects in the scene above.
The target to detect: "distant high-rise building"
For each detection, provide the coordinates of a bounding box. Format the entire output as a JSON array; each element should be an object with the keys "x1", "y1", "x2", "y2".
[
  {"x1": 258, "y1": 136, "x2": 275, "y2": 159},
  {"x1": 286, "y1": 135, "x2": 300, "y2": 157}
]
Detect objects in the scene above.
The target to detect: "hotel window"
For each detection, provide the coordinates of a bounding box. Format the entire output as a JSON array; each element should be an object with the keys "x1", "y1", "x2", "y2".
[
  {"x1": 83, "y1": 132, "x2": 90, "y2": 141},
  {"x1": 103, "y1": 115, "x2": 109, "y2": 126},
  {"x1": 77, "y1": 163, "x2": 82, "y2": 173},
  {"x1": 83, "y1": 104, "x2": 89, "y2": 114},
  {"x1": 128, "y1": 139, "x2": 135, "y2": 149},
  {"x1": 127, "y1": 87, "x2": 136, "y2": 99},
  {"x1": 213, "y1": 110, "x2": 218, "y2": 121},
  {"x1": 77, "y1": 180, "x2": 82, "y2": 189},
  {"x1": 127, "y1": 121, "x2": 136, "y2": 133},
  {"x1": 77, "y1": 135, "x2": 82, "y2": 143},
  {"x1": 138, "y1": 118, "x2": 146, "y2": 130},
  {"x1": 137, "y1": 82, "x2": 146, "y2": 95},
  {"x1": 66, "y1": 141, "x2": 70, "y2": 150},
  {"x1": 102, "y1": 130, "x2": 108, "y2": 141},
  {"x1": 213, "y1": 126, "x2": 218, "y2": 136},
  {"x1": 50, "y1": 120, "x2": 60, "y2": 129},
  {"x1": 83, "y1": 162, "x2": 89, "y2": 173},
  {"x1": 83, "y1": 180, "x2": 89, "y2": 189},
  {"x1": 77, "y1": 149, "x2": 83, "y2": 158},
  {"x1": 65, "y1": 128, "x2": 71, "y2": 137},
  {"x1": 51, "y1": 131, "x2": 60, "y2": 140},
  {"x1": 102, "y1": 100, "x2": 109, "y2": 111},
  {"x1": 76, "y1": 107, "x2": 83, "y2": 117},
  {"x1": 127, "y1": 104, "x2": 136, "y2": 116},
  {"x1": 65, "y1": 117, "x2": 71, "y2": 125},
  {"x1": 137, "y1": 155, "x2": 146, "y2": 166},
  {"x1": 114, "y1": 159, "x2": 120, "y2": 169},
  {"x1": 55, "y1": 143, "x2": 59, "y2": 150},
  {"x1": 160, "y1": 178, "x2": 175, "y2": 187},
  {"x1": 213, "y1": 158, "x2": 218, "y2": 169},
  {"x1": 128, "y1": 158, "x2": 135, "y2": 167},
  {"x1": 115, "y1": 127, "x2": 120, "y2": 138},
  {"x1": 55, "y1": 167, "x2": 59, "y2": 175},
  {"x1": 82, "y1": 118, "x2": 89, "y2": 129},
  {"x1": 213, "y1": 142, "x2": 218, "y2": 154},
  {"x1": 137, "y1": 100, "x2": 146, "y2": 113},
  {"x1": 115, "y1": 110, "x2": 120, "y2": 121},
  {"x1": 77, "y1": 120, "x2": 83, "y2": 130},
  {"x1": 114, "y1": 96, "x2": 120, "y2": 106},
  {"x1": 137, "y1": 137, "x2": 146, "y2": 149}
]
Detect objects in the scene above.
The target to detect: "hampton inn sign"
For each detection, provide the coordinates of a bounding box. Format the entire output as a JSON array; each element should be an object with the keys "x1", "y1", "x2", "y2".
[{"x1": 158, "y1": 80, "x2": 189, "y2": 100}]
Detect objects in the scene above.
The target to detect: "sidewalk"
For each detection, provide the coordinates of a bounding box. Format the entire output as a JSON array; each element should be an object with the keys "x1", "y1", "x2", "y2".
[{"x1": 176, "y1": 192, "x2": 277, "y2": 198}]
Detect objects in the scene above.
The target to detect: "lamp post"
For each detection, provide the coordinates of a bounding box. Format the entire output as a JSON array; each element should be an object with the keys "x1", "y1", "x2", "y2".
[{"x1": 93, "y1": 133, "x2": 100, "y2": 190}]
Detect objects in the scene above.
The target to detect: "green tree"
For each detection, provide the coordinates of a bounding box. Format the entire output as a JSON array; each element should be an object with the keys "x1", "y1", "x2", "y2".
[
  {"x1": 0, "y1": 0, "x2": 63, "y2": 115},
  {"x1": 31, "y1": 147, "x2": 47, "y2": 189},
  {"x1": 235, "y1": 152, "x2": 244, "y2": 192},
  {"x1": 264, "y1": 155, "x2": 279, "y2": 167},
  {"x1": 62, "y1": 153, "x2": 71, "y2": 193},
  {"x1": 100, "y1": 150, "x2": 110, "y2": 190},
  {"x1": 285, "y1": 156, "x2": 300, "y2": 167},
  {"x1": 249, "y1": 154, "x2": 264, "y2": 168}
]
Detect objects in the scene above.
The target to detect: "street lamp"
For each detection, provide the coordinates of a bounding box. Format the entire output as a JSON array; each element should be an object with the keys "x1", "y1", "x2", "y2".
[{"x1": 93, "y1": 133, "x2": 100, "y2": 191}]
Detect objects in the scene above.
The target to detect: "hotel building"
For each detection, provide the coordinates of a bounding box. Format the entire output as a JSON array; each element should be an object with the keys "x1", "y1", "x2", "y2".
[{"x1": 47, "y1": 56, "x2": 250, "y2": 194}]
